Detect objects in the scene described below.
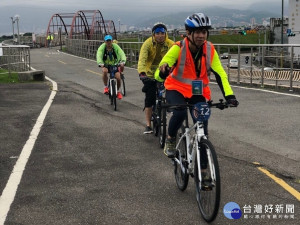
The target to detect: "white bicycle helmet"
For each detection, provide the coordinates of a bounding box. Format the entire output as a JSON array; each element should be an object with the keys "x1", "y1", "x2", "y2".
[{"x1": 185, "y1": 13, "x2": 212, "y2": 31}]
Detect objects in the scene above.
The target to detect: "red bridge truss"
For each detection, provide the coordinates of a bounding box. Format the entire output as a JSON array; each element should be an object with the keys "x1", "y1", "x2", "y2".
[{"x1": 46, "y1": 10, "x2": 117, "y2": 42}]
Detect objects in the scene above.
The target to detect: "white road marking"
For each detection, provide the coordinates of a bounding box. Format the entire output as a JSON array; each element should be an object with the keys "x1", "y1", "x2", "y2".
[
  {"x1": 210, "y1": 82, "x2": 300, "y2": 98},
  {"x1": 0, "y1": 72, "x2": 57, "y2": 225}
]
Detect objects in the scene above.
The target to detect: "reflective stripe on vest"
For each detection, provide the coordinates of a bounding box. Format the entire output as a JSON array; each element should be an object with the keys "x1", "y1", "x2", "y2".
[{"x1": 171, "y1": 40, "x2": 211, "y2": 86}]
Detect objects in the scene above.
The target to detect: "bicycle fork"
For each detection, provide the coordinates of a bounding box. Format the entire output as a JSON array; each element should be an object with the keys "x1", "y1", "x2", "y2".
[
  {"x1": 109, "y1": 78, "x2": 117, "y2": 96},
  {"x1": 195, "y1": 122, "x2": 216, "y2": 184},
  {"x1": 195, "y1": 122, "x2": 206, "y2": 182}
]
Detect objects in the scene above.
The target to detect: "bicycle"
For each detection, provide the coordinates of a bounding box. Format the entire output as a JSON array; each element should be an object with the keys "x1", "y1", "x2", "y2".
[
  {"x1": 104, "y1": 64, "x2": 122, "y2": 111},
  {"x1": 151, "y1": 81, "x2": 167, "y2": 148},
  {"x1": 164, "y1": 99, "x2": 235, "y2": 222},
  {"x1": 152, "y1": 65, "x2": 173, "y2": 148}
]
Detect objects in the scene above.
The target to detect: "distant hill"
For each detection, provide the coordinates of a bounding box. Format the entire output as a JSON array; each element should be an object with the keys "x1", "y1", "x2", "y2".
[{"x1": 135, "y1": 6, "x2": 281, "y2": 29}]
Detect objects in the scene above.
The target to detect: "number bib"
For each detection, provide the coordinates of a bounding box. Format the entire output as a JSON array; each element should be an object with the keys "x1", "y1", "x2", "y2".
[
  {"x1": 192, "y1": 102, "x2": 211, "y2": 122},
  {"x1": 192, "y1": 80, "x2": 203, "y2": 95}
]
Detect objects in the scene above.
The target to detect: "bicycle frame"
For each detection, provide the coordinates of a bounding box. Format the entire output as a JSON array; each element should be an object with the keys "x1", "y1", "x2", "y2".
[
  {"x1": 106, "y1": 65, "x2": 119, "y2": 110},
  {"x1": 175, "y1": 121, "x2": 206, "y2": 178},
  {"x1": 108, "y1": 75, "x2": 117, "y2": 97},
  {"x1": 152, "y1": 81, "x2": 167, "y2": 147}
]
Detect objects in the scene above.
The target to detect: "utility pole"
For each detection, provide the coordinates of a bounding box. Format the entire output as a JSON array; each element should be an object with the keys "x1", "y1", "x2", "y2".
[
  {"x1": 281, "y1": 0, "x2": 284, "y2": 68},
  {"x1": 281, "y1": 0, "x2": 284, "y2": 44},
  {"x1": 10, "y1": 17, "x2": 15, "y2": 42},
  {"x1": 14, "y1": 15, "x2": 20, "y2": 44}
]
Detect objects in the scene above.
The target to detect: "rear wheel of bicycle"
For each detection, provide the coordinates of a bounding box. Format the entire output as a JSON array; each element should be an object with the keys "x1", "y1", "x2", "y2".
[
  {"x1": 111, "y1": 80, "x2": 117, "y2": 111},
  {"x1": 174, "y1": 125, "x2": 189, "y2": 191},
  {"x1": 121, "y1": 74, "x2": 126, "y2": 96},
  {"x1": 194, "y1": 139, "x2": 220, "y2": 222},
  {"x1": 159, "y1": 107, "x2": 167, "y2": 148}
]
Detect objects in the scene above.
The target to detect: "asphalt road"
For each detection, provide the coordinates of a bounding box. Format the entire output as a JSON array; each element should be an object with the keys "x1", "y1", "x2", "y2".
[{"x1": 0, "y1": 47, "x2": 299, "y2": 225}]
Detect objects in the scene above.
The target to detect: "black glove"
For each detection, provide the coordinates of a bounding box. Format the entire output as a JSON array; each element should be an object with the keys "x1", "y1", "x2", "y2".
[
  {"x1": 159, "y1": 66, "x2": 171, "y2": 80},
  {"x1": 139, "y1": 72, "x2": 147, "y2": 81},
  {"x1": 225, "y1": 95, "x2": 239, "y2": 106}
]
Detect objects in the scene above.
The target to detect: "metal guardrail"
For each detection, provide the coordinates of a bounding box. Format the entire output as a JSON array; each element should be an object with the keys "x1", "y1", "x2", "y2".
[
  {"x1": 65, "y1": 39, "x2": 300, "y2": 91},
  {"x1": 65, "y1": 39, "x2": 142, "y2": 68},
  {"x1": 214, "y1": 44, "x2": 300, "y2": 91},
  {"x1": 0, "y1": 44, "x2": 31, "y2": 74}
]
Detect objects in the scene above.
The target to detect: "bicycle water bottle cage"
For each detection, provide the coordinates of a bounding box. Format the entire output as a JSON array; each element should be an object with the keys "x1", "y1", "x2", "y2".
[{"x1": 192, "y1": 102, "x2": 211, "y2": 122}]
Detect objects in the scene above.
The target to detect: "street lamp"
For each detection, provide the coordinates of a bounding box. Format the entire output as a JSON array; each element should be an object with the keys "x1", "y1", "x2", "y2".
[
  {"x1": 10, "y1": 17, "x2": 15, "y2": 41},
  {"x1": 14, "y1": 15, "x2": 20, "y2": 44},
  {"x1": 118, "y1": 19, "x2": 121, "y2": 33}
]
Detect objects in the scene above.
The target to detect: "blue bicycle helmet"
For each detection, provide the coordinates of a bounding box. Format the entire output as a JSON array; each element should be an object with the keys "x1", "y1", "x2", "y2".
[
  {"x1": 104, "y1": 35, "x2": 113, "y2": 41},
  {"x1": 185, "y1": 13, "x2": 212, "y2": 31}
]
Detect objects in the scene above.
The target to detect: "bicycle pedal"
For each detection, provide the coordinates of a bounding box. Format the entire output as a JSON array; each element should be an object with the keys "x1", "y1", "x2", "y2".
[
  {"x1": 201, "y1": 183, "x2": 213, "y2": 191},
  {"x1": 201, "y1": 185, "x2": 212, "y2": 191}
]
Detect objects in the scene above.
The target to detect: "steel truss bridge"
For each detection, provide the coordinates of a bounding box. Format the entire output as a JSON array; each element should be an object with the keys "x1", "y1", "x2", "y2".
[{"x1": 46, "y1": 10, "x2": 117, "y2": 45}]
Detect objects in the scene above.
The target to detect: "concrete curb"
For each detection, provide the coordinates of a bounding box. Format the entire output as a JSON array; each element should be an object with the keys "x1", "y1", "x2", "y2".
[{"x1": 18, "y1": 70, "x2": 45, "y2": 81}]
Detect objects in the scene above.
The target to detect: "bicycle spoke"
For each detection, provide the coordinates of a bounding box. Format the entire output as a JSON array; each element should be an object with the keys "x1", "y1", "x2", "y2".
[
  {"x1": 174, "y1": 125, "x2": 189, "y2": 191},
  {"x1": 194, "y1": 139, "x2": 220, "y2": 222}
]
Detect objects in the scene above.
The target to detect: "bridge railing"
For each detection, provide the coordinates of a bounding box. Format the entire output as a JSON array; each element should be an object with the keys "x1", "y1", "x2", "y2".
[
  {"x1": 65, "y1": 39, "x2": 300, "y2": 91},
  {"x1": 65, "y1": 39, "x2": 142, "y2": 68},
  {"x1": 0, "y1": 44, "x2": 31, "y2": 74},
  {"x1": 214, "y1": 44, "x2": 300, "y2": 91}
]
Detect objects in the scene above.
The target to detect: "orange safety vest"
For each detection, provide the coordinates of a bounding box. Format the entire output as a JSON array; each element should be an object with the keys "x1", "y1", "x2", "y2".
[{"x1": 164, "y1": 38, "x2": 214, "y2": 100}]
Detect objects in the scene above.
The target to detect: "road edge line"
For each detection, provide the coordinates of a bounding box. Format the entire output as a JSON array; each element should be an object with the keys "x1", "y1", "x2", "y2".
[{"x1": 0, "y1": 74, "x2": 58, "y2": 224}]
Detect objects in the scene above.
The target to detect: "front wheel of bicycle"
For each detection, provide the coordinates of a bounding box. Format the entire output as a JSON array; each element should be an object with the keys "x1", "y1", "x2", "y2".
[
  {"x1": 111, "y1": 80, "x2": 117, "y2": 111},
  {"x1": 174, "y1": 125, "x2": 189, "y2": 191},
  {"x1": 152, "y1": 105, "x2": 159, "y2": 137},
  {"x1": 159, "y1": 107, "x2": 167, "y2": 148},
  {"x1": 121, "y1": 74, "x2": 126, "y2": 96},
  {"x1": 194, "y1": 139, "x2": 220, "y2": 222}
]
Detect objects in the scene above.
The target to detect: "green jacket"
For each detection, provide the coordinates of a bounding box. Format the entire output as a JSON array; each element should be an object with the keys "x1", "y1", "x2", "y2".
[
  {"x1": 138, "y1": 34, "x2": 174, "y2": 79},
  {"x1": 96, "y1": 43, "x2": 126, "y2": 65},
  {"x1": 47, "y1": 35, "x2": 53, "y2": 40}
]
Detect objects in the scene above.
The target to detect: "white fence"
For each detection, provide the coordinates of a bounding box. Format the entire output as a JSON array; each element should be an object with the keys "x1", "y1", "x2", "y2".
[{"x1": 0, "y1": 44, "x2": 31, "y2": 74}]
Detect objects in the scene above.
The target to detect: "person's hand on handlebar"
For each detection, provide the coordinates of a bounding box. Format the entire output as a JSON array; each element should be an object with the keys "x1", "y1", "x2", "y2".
[
  {"x1": 159, "y1": 63, "x2": 171, "y2": 79},
  {"x1": 139, "y1": 72, "x2": 148, "y2": 81},
  {"x1": 225, "y1": 95, "x2": 239, "y2": 107}
]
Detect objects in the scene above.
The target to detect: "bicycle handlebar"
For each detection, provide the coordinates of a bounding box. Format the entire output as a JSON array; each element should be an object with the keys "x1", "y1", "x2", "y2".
[
  {"x1": 99, "y1": 63, "x2": 123, "y2": 68},
  {"x1": 161, "y1": 99, "x2": 237, "y2": 110}
]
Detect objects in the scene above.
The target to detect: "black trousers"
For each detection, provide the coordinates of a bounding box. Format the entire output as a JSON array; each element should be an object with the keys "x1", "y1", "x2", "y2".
[{"x1": 166, "y1": 90, "x2": 208, "y2": 138}]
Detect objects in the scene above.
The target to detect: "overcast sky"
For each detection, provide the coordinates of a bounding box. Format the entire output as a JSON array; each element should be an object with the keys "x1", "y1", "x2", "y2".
[
  {"x1": 0, "y1": 0, "x2": 288, "y2": 35},
  {"x1": 1, "y1": 0, "x2": 284, "y2": 12}
]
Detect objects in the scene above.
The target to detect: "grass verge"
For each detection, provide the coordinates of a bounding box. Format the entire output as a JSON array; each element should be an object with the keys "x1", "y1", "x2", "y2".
[{"x1": 0, "y1": 69, "x2": 19, "y2": 83}]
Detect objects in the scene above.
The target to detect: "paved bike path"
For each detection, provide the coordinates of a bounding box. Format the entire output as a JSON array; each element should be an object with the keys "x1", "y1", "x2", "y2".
[{"x1": 0, "y1": 48, "x2": 298, "y2": 224}]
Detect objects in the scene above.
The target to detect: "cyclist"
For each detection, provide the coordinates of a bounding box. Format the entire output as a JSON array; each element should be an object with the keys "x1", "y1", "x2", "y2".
[
  {"x1": 155, "y1": 13, "x2": 239, "y2": 158},
  {"x1": 97, "y1": 34, "x2": 126, "y2": 99},
  {"x1": 138, "y1": 22, "x2": 174, "y2": 134},
  {"x1": 47, "y1": 33, "x2": 54, "y2": 49}
]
